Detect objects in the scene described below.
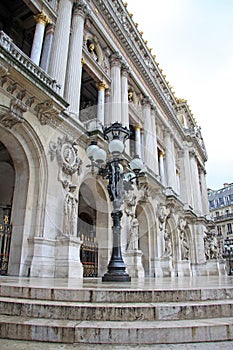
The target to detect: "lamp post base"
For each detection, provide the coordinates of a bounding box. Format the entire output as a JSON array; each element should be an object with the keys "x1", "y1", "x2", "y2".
[{"x1": 102, "y1": 271, "x2": 131, "y2": 282}]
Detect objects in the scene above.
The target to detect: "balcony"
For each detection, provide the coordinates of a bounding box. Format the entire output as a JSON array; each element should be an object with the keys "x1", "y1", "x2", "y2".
[
  {"x1": 214, "y1": 212, "x2": 233, "y2": 222},
  {"x1": 0, "y1": 31, "x2": 68, "y2": 108}
]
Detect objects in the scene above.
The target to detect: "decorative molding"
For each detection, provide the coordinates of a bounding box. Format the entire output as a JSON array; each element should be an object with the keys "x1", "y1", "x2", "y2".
[
  {"x1": 49, "y1": 135, "x2": 82, "y2": 189},
  {"x1": 35, "y1": 100, "x2": 60, "y2": 125},
  {"x1": 0, "y1": 97, "x2": 28, "y2": 128}
]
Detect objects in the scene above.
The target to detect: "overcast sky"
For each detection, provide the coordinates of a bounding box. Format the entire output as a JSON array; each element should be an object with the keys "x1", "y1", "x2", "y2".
[{"x1": 126, "y1": 0, "x2": 233, "y2": 190}]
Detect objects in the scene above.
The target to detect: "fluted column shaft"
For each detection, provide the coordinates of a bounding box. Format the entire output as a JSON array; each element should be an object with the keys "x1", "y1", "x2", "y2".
[
  {"x1": 135, "y1": 125, "x2": 142, "y2": 158},
  {"x1": 143, "y1": 99, "x2": 158, "y2": 174},
  {"x1": 121, "y1": 64, "x2": 129, "y2": 128},
  {"x1": 30, "y1": 13, "x2": 50, "y2": 65},
  {"x1": 110, "y1": 53, "x2": 122, "y2": 123},
  {"x1": 48, "y1": 0, "x2": 73, "y2": 95},
  {"x1": 164, "y1": 130, "x2": 176, "y2": 190},
  {"x1": 190, "y1": 151, "x2": 203, "y2": 213},
  {"x1": 40, "y1": 23, "x2": 54, "y2": 72},
  {"x1": 65, "y1": 1, "x2": 90, "y2": 117},
  {"x1": 151, "y1": 107, "x2": 159, "y2": 175},
  {"x1": 200, "y1": 169, "x2": 209, "y2": 215},
  {"x1": 179, "y1": 147, "x2": 193, "y2": 207},
  {"x1": 159, "y1": 151, "x2": 166, "y2": 185},
  {"x1": 96, "y1": 82, "x2": 106, "y2": 126}
]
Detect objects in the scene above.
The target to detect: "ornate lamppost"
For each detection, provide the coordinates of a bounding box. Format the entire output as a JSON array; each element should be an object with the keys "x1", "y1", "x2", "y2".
[
  {"x1": 223, "y1": 238, "x2": 233, "y2": 276},
  {"x1": 86, "y1": 122, "x2": 144, "y2": 282}
]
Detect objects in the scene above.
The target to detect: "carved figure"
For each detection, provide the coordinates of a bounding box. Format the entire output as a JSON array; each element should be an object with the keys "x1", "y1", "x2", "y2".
[
  {"x1": 63, "y1": 185, "x2": 78, "y2": 236},
  {"x1": 162, "y1": 229, "x2": 172, "y2": 257},
  {"x1": 127, "y1": 216, "x2": 139, "y2": 250}
]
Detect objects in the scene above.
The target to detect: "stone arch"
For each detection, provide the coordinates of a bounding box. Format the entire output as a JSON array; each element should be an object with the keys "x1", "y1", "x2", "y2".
[
  {"x1": 78, "y1": 174, "x2": 110, "y2": 276},
  {"x1": 0, "y1": 122, "x2": 48, "y2": 276}
]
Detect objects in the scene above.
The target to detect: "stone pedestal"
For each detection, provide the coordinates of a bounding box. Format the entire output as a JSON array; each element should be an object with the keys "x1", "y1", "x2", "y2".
[
  {"x1": 30, "y1": 237, "x2": 56, "y2": 277},
  {"x1": 152, "y1": 258, "x2": 163, "y2": 277},
  {"x1": 160, "y1": 256, "x2": 173, "y2": 277},
  {"x1": 218, "y1": 260, "x2": 227, "y2": 275},
  {"x1": 175, "y1": 260, "x2": 191, "y2": 277},
  {"x1": 206, "y1": 260, "x2": 220, "y2": 276},
  {"x1": 55, "y1": 236, "x2": 83, "y2": 278},
  {"x1": 123, "y1": 250, "x2": 144, "y2": 278}
]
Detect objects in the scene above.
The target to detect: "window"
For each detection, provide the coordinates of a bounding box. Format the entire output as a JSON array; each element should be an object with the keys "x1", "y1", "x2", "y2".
[
  {"x1": 217, "y1": 226, "x2": 222, "y2": 235},
  {"x1": 227, "y1": 223, "x2": 232, "y2": 235}
]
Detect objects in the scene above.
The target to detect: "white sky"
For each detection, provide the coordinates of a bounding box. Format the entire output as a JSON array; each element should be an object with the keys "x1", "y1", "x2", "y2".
[{"x1": 126, "y1": 0, "x2": 233, "y2": 190}]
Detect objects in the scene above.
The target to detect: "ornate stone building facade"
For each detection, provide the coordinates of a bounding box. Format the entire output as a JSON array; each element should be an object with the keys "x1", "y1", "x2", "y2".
[{"x1": 0, "y1": 0, "x2": 223, "y2": 278}]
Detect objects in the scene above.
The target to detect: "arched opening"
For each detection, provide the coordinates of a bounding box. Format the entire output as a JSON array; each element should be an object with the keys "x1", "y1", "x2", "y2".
[
  {"x1": 78, "y1": 182, "x2": 98, "y2": 277},
  {"x1": 78, "y1": 178, "x2": 110, "y2": 277},
  {"x1": 0, "y1": 141, "x2": 15, "y2": 274}
]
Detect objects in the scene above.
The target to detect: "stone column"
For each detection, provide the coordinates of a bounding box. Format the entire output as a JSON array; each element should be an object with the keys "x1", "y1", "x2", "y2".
[
  {"x1": 179, "y1": 147, "x2": 193, "y2": 208},
  {"x1": 64, "y1": 0, "x2": 90, "y2": 117},
  {"x1": 96, "y1": 82, "x2": 106, "y2": 127},
  {"x1": 48, "y1": 0, "x2": 73, "y2": 95},
  {"x1": 135, "y1": 124, "x2": 142, "y2": 158},
  {"x1": 30, "y1": 12, "x2": 50, "y2": 66},
  {"x1": 164, "y1": 130, "x2": 176, "y2": 190},
  {"x1": 110, "y1": 52, "x2": 122, "y2": 123},
  {"x1": 121, "y1": 63, "x2": 130, "y2": 128},
  {"x1": 104, "y1": 89, "x2": 111, "y2": 125},
  {"x1": 200, "y1": 168, "x2": 209, "y2": 215},
  {"x1": 190, "y1": 151, "x2": 203, "y2": 214},
  {"x1": 159, "y1": 151, "x2": 166, "y2": 185},
  {"x1": 151, "y1": 106, "x2": 159, "y2": 175},
  {"x1": 143, "y1": 99, "x2": 159, "y2": 175},
  {"x1": 40, "y1": 23, "x2": 54, "y2": 72}
]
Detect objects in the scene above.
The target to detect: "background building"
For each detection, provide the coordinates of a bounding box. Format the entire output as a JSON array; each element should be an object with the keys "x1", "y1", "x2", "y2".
[
  {"x1": 0, "y1": 0, "x2": 223, "y2": 279},
  {"x1": 208, "y1": 183, "x2": 233, "y2": 237}
]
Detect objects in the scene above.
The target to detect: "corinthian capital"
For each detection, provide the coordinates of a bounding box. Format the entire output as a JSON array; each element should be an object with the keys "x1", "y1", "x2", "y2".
[
  {"x1": 74, "y1": 0, "x2": 90, "y2": 17},
  {"x1": 110, "y1": 52, "x2": 123, "y2": 68}
]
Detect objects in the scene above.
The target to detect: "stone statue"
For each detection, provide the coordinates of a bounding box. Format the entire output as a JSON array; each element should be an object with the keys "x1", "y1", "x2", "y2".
[
  {"x1": 180, "y1": 232, "x2": 189, "y2": 260},
  {"x1": 162, "y1": 229, "x2": 172, "y2": 257},
  {"x1": 63, "y1": 185, "x2": 78, "y2": 236},
  {"x1": 127, "y1": 216, "x2": 139, "y2": 250}
]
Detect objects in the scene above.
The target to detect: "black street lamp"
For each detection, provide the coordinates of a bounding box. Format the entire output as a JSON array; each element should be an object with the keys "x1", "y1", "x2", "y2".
[
  {"x1": 86, "y1": 122, "x2": 144, "y2": 282},
  {"x1": 223, "y1": 238, "x2": 233, "y2": 276}
]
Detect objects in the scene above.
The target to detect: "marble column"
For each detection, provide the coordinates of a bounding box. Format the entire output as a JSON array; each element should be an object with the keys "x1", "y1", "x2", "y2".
[
  {"x1": 190, "y1": 151, "x2": 203, "y2": 214},
  {"x1": 121, "y1": 63, "x2": 130, "y2": 128},
  {"x1": 96, "y1": 82, "x2": 106, "y2": 127},
  {"x1": 164, "y1": 130, "x2": 177, "y2": 191},
  {"x1": 179, "y1": 147, "x2": 194, "y2": 208},
  {"x1": 40, "y1": 23, "x2": 54, "y2": 72},
  {"x1": 48, "y1": 0, "x2": 73, "y2": 95},
  {"x1": 200, "y1": 168, "x2": 209, "y2": 215},
  {"x1": 159, "y1": 150, "x2": 166, "y2": 186},
  {"x1": 64, "y1": 1, "x2": 90, "y2": 117},
  {"x1": 151, "y1": 106, "x2": 159, "y2": 175},
  {"x1": 135, "y1": 124, "x2": 142, "y2": 158},
  {"x1": 110, "y1": 52, "x2": 122, "y2": 123},
  {"x1": 143, "y1": 98, "x2": 159, "y2": 175},
  {"x1": 30, "y1": 12, "x2": 50, "y2": 66}
]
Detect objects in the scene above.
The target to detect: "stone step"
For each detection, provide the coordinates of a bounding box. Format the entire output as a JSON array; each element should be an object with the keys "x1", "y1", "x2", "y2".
[
  {"x1": 1, "y1": 284, "x2": 233, "y2": 303},
  {"x1": 1, "y1": 296, "x2": 233, "y2": 321},
  {"x1": 0, "y1": 315, "x2": 233, "y2": 344}
]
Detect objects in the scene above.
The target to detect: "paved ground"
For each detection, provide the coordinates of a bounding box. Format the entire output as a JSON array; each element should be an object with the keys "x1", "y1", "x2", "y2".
[
  {"x1": 0, "y1": 339, "x2": 233, "y2": 349},
  {"x1": 0, "y1": 275, "x2": 233, "y2": 290}
]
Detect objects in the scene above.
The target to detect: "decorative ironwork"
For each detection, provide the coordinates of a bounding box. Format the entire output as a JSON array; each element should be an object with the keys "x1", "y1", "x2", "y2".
[
  {"x1": 0, "y1": 212, "x2": 12, "y2": 275},
  {"x1": 80, "y1": 234, "x2": 98, "y2": 277}
]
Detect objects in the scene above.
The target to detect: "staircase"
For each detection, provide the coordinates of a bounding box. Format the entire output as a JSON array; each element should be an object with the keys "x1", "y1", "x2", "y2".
[{"x1": 0, "y1": 277, "x2": 233, "y2": 345}]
